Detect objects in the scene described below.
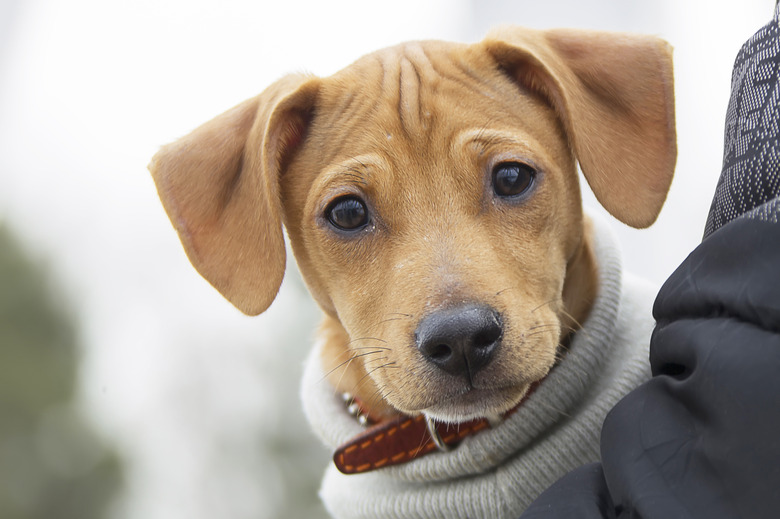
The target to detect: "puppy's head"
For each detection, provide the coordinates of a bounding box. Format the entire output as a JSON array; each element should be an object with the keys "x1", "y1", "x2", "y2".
[{"x1": 150, "y1": 27, "x2": 675, "y2": 423}]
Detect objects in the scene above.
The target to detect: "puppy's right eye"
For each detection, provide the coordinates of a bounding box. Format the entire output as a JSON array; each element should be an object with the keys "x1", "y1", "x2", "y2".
[
  {"x1": 492, "y1": 161, "x2": 536, "y2": 198},
  {"x1": 325, "y1": 196, "x2": 369, "y2": 231}
]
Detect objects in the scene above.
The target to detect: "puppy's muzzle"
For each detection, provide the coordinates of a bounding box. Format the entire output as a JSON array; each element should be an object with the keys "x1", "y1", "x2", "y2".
[{"x1": 415, "y1": 304, "x2": 502, "y2": 380}]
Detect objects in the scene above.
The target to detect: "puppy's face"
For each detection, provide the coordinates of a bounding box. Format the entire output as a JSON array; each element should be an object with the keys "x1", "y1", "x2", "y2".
[
  {"x1": 149, "y1": 28, "x2": 675, "y2": 424},
  {"x1": 280, "y1": 43, "x2": 586, "y2": 421}
]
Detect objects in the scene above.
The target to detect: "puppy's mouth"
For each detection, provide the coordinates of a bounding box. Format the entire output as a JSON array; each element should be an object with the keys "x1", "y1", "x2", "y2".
[{"x1": 416, "y1": 380, "x2": 534, "y2": 424}]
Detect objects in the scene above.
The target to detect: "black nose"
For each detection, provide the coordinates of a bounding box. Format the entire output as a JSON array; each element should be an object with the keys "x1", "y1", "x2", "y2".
[{"x1": 415, "y1": 304, "x2": 502, "y2": 380}]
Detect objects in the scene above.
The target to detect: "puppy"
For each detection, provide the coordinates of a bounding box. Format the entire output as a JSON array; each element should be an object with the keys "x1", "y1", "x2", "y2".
[{"x1": 150, "y1": 26, "x2": 675, "y2": 519}]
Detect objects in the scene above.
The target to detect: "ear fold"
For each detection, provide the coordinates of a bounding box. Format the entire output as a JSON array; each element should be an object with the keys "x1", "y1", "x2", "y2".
[
  {"x1": 483, "y1": 27, "x2": 676, "y2": 228},
  {"x1": 149, "y1": 74, "x2": 319, "y2": 315}
]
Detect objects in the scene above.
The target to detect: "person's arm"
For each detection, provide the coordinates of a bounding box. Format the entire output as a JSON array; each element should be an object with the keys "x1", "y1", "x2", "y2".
[{"x1": 521, "y1": 5, "x2": 780, "y2": 517}]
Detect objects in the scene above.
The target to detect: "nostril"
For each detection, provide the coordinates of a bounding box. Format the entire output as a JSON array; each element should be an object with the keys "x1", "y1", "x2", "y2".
[
  {"x1": 429, "y1": 343, "x2": 452, "y2": 361},
  {"x1": 473, "y1": 323, "x2": 501, "y2": 349}
]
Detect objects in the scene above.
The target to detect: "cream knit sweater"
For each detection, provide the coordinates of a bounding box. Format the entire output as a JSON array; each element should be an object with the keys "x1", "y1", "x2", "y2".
[{"x1": 301, "y1": 216, "x2": 656, "y2": 519}]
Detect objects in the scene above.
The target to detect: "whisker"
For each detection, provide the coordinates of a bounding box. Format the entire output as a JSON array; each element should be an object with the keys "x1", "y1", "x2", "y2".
[
  {"x1": 530, "y1": 398, "x2": 573, "y2": 419},
  {"x1": 340, "y1": 357, "x2": 394, "y2": 404},
  {"x1": 351, "y1": 361, "x2": 398, "y2": 395},
  {"x1": 558, "y1": 307, "x2": 584, "y2": 331},
  {"x1": 527, "y1": 323, "x2": 560, "y2": 332},
  {"x1": 347, "y1": 345, "x2": 392, "y2": 352},
  {"x1": 377, "y1": 317, "x2": 406, "y2": 325},
  {"x1": 364, "y1": 361, "x2": 397, "y2": 375},
  {"x1": 362, "y1": 355, "x2": 389, "y2": 367},
  {"x1": 335, "y1": 354, "x2": 383, "y2": 394},
  {"x1": 377, "y1": 313, "x2": 414, "y2": 326},
  {"x1": 530, "y1": 299, "x2": 557, "y2": 314},
  {"x1": 348, "y1": 336, "x2": 388, "y2": 345},
  {"x1": 415, "y1": 417, "x2": 431, "y2": 453},
  {"x1": 495, "y1": 286, "x2": 520, "y2": 296},
  {"x1": 527, "y1": 330, "x2": 559, "y2": 339},
  {"x1": 363, "y1": 385, "x2": 399, "y2": 415},
  {"x1": 322, "y1": 349, "x2": 386, "y2": 381},
  {"x1": 553, "y1": 345, "x2": 589, "y2": 385},
  {"x1": 373, "y1": 388, "x2": 400, "y2": 415},
  {"x1": 346, "y1": 338, "x2": 390, "y2": 353}
]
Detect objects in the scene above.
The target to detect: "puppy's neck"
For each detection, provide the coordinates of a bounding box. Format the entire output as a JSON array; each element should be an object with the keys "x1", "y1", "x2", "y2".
[{"x1": 561, "y1": 218, "x2": 598, "y2": 339}]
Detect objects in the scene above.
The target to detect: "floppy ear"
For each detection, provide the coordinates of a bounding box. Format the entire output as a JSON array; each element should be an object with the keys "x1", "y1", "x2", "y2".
[
  {"x1": 149, "y1": 74, "x2": 319, "y2": 315},
  {"x1": 483, "y1": 27, "x2": 676, "y2": 228}
]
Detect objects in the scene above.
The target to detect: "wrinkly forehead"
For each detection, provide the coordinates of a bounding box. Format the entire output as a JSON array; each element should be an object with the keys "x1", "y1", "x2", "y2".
[
  {"x1": 303, "y1": 40, "x2": 564, "y2": 173},
  {"x1": 319, "y1": 42, "x2": 503, "y2": 136}
]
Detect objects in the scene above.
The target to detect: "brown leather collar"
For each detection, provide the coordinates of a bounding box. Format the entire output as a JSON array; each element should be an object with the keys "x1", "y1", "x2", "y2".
[{"x1": 334, "y1": 380, "x2": 543, "y2": 474}]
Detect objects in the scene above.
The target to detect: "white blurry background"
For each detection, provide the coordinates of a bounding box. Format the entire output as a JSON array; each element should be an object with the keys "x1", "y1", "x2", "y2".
[{"x1": 0, "y1": 0, "x2": 772, "y2": 518}]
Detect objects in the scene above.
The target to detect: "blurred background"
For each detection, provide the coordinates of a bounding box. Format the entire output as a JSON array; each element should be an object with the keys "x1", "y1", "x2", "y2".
[{"x1": 0, "y1": 0, "x2": 772, "y2": 517}]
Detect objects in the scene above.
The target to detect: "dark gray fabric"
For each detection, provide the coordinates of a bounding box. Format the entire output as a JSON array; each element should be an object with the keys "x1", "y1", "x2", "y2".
[
  {"x1": 521, "y1": 217, "x2": 780, "y2": 519},
  {"x1": 745, "y1": 193, "x2": 780, "y2": 223},
  {"x1": 704, "y1": 3, "x2": 780, "y2": 236}
]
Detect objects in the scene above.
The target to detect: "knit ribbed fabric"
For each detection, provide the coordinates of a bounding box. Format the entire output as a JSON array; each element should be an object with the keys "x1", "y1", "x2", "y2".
[{"x1": 300, "y1": 214, "x2": 656, "y2": 519}]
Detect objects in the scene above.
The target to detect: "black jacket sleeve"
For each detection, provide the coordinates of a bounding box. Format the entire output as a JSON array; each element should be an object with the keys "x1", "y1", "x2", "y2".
[{"x1": 522, "y1": 212, "x2": 780, "y2": 519}]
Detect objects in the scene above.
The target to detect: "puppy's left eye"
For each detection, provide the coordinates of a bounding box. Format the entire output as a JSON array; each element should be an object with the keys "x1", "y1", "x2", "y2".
[
  {"x1": 325, "y1": 196, "x2": 369, "y2": 231},
  {"x1": 492, "y1": 162, "x2": 536, "y2": 198}
]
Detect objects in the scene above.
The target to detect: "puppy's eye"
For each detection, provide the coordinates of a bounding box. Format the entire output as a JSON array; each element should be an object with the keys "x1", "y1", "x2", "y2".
[
  {"x1": 492, "y1": 162, "x2": 536, "y2": 198},
  {"x1": 325, "y1": 196, "x2": 369, "y2": 231}
]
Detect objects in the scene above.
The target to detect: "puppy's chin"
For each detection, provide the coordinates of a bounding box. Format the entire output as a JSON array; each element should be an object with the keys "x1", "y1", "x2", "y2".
[{"x1": 420, "y1": 383, "x2": 531, "y2": 424}]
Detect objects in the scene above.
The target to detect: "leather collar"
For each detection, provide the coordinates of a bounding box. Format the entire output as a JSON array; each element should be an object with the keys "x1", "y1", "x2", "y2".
[{"x1": 334, "y1": 379, "x2": 543, "y2": 474}]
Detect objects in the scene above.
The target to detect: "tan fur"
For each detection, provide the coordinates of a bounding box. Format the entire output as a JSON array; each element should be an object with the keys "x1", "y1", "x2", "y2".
[{"x1": 150, "y1": 27, "x2": 675, "y2": 423}]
